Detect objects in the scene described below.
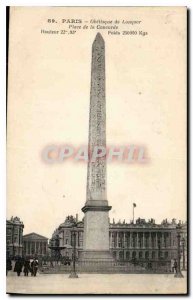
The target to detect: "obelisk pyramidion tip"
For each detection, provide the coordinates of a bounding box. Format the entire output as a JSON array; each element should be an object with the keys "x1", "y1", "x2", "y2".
[{"x1": 93, "y1": 32, "x2": 104, "y2": 44}]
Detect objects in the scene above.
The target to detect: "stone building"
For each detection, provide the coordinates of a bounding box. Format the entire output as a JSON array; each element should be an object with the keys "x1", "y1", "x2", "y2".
[
  {"x1": 23, "y1": 233, "x2": 48, "y2": 258},
  {"x1": 6, "y1": 216, "x2": 24, "y2": 257},
  {"x1": 181, "y1": 222, "x2": 187, "y2": 269},
  {"x1": 50, "y1": 215, "x2": 83, "y2": 258},
  {"x1": 51, "y1": 215, "x2": 187, "y2": 271},
  {"x1": 109, "y1": 218, "x2": 179, "y2": 270}
]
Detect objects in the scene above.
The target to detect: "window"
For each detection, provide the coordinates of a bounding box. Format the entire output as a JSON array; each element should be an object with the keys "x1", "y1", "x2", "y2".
[
  {"x1": 7, "y1": 229, "x2": 12, "y2": 235},
  {"x1": 139, "y1": 234, "x2": 142, "y2": 248},
  {"x1": 164, "y1": 233, "x2": 168, "y2": 247},
  {"x1": 132, "y1": 235, "x2": 136, "y2": 248},
  {"x1": 119, "y1": 251, "x2": 124, "y2": 260},
  {"x1": 126, "y1": 251, "x2": 130, "y2": 260},
  {"x1": 126, "y1": 234, "x2": 130, "y2": 248},
  {"x1": 13, "y1": 227, "x2": 19, "y2": 235},
  {"x1": 145, "y1": 234, "x2": 149, "y2": 248},
  {"x1": 118, "y1": 234, "x2": 123, "y2": 248},
  {"x1": 112, "y1": 235, "x2": 116, "y2": 248}
]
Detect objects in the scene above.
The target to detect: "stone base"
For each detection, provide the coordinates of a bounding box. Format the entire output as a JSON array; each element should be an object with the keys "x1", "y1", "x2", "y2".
[
  {"x1": 81, "y1": 201, "x2": 113, "y2": 264},
  {"x1": 82, "y1": 209, "x2": 111, "y2": 251},
  {"x1": 79, "y1": 250, "x2": 114, "y2": 262}
]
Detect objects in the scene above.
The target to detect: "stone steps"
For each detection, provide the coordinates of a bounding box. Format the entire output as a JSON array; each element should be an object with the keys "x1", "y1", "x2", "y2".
[{"x1": 40, "y1": 262, "x2": 146, "y2": 274}]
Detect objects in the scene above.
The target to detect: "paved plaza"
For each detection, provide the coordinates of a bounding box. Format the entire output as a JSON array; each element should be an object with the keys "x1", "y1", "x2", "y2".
[{"x1": 7, "y1": 271, "x2": 187, "y2": 294}]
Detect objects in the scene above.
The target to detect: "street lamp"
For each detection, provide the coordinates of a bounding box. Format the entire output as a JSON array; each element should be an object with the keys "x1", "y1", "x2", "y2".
[
  {"x1": 174, "y1": 223, "x2": 184, "y2": 278},
  {"x1": 181, "y1": 237, "x2": 186, "y2": 271},
  {"x1": 69, "y1": 225, "x2": 78, "y2": 278}
]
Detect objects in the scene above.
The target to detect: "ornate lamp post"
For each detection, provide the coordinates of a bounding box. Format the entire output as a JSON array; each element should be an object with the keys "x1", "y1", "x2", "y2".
[
  {"x1": 181, "y1": 237, "x2": 186, "y2": 271},
  {"x1": 69, "y1": 224, "x2": 78, "y2": 278},
  {"x1": 174, "y1": 223, "x2": 184, "y2": 278}
]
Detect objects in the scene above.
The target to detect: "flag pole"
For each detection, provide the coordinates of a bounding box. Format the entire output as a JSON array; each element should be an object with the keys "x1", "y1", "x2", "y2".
[{"x1": 133, "y1": 203, "x2": 136, "y2": 223}]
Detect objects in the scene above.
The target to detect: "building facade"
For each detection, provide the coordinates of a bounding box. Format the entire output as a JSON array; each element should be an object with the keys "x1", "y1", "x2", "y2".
[
  {"x1": 6, "y1": 216, "x2": 24, "y2": 257},
  {"x1": 109, "y1": 218, "x2": 179, "y2": 270},
  {"x1": 23, "y1": 233, "x2": 48, "y2": 258},
  {"x1": 51, "y1": 215, "x2": 187, "y2": 271},
  {"x1": 50, "y1": 215, "x2": 83, "y2": 258},
  {"x1": 181, "y1": 222, "x2": 187, "y2": 270}
]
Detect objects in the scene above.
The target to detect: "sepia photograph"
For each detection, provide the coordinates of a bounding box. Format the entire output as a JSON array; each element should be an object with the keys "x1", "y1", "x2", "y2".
[{"x1": 6, "y1": 6, "x2": 187, "y2": 295}]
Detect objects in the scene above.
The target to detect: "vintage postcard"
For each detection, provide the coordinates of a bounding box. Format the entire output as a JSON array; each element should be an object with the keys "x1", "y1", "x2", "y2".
[{"x1": 6, "y1": 6, "x2": 187, "y2": 294}]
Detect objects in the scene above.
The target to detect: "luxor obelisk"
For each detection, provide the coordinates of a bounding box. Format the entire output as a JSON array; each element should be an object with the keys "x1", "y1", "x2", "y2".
[{"x1": 81, "y1": 33, "x2": 113, "y2": 262}]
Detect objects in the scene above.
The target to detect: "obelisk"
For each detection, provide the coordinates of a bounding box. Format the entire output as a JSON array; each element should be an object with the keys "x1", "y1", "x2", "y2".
[{"x1": 81, "y1": 33, "x2": 113, "y2": 262}]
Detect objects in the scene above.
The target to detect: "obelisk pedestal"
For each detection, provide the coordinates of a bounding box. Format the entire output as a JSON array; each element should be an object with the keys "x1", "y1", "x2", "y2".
[{"x1": 79, "y1": 33, "x2": 113, "y2": 262}]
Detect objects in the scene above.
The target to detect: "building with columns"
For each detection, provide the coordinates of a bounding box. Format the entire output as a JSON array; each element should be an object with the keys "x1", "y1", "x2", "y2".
[
  {"x1": 6, "y1": 216, "x2": 24, "y2": 258},
  {"x1": 109, "y1": 218, "x2": 179, "y2": 270},
  {"x1": 23, "y1": 233, "x2": 48, "y2": 258},
  {"x1": 51, "y1": 215, "x2": 186, "y2": 271}
]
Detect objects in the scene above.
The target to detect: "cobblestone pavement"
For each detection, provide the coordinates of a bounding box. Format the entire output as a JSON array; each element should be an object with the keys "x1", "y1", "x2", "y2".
[{"x1": 6, "y1": 271, "x2": 187, "y2": 294}]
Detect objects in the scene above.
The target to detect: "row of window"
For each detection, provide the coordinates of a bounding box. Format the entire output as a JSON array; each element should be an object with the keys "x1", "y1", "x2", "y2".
[
  {"x1": 7, "y1": 227, "x2": 22, "y2": 235},
  {"x1": 111, "y1": 242, "x2": 172, "y2": 248},
  {"x1": 111, "y1": 232, "x2": 171, "y2": 237},
  {"x1": 6, "y1": 235, "x2": 21, "y2": 244},
  {"x1": 113, "y1": 250, "x2": 169, "y2": 260},
  {"x1": 111, "y1": 237, "x2": 175, "y2": 248}
]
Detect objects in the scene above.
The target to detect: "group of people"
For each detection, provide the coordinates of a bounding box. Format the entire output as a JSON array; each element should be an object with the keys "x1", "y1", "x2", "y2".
[{"x1": 6, "y1": 257, "x2": 38, "y2": 277}]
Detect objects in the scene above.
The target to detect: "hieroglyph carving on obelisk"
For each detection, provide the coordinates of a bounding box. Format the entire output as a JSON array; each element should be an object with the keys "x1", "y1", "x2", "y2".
[
  {"x1": 86, "y1": 32, "x2": 107, "y2": 203},
  {"x1": 81, "y1": 33, "x2": 112, "y2": 261}
]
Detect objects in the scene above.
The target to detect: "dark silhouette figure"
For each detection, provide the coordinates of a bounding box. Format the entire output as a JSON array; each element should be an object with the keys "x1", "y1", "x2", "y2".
[
  {"x1": 31, "y1": 258, "x2": 38, "y2": 276},
  {"x1": 6, "y1": 257, "x2": 12, "y2": 276},
  {"x1": 173, "y1": 259, "x2": 177, "y2": 273},
  {"x1": 14, "y1": 258, "x2": 23, "y2": 276},
  {"x1": 23, "y1": 258, "x2": 31, "y2": 276}
]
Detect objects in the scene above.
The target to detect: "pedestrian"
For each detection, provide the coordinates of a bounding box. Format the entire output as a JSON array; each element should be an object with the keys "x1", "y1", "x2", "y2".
[
  {"x1": 6, "y1": 257, "x2": 12, "y2": 276},
  {"x1": 171, "y1": 258, "x2": 174, "y2": 272},
  {"x1": 14, "y1": 258, "x2": 23, "y2": 276},
  {"x1": 173, "y1": 259, "x2": 177, "y2": 273},
  {"x1": 31, "y1": 258, "x2": 38, "y2": 277},
  {"x1": 23, "y1": 258, "x2": 30, "y2": 276}
]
